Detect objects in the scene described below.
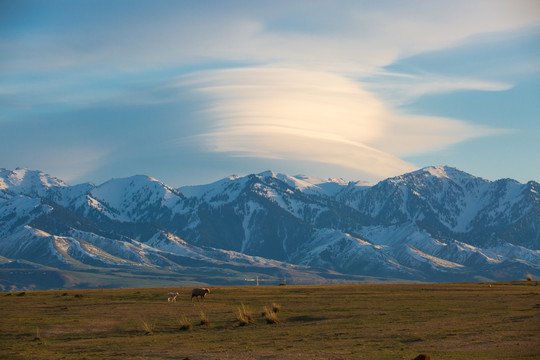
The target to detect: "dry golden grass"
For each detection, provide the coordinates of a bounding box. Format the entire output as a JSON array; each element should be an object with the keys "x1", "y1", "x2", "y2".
[
  {"x1": 262, "y1": 306, "x2": 280, "y2": 324},
  {"x1": 199, "y1": 310, "x2": 211, "y2": 327},
  {"x1": 0, "y1": 282, "x2": 539, "y2": 359},
  {"x1": 33, "y1": 327, "x2": 41, "y2": 341},
  {"x1": 141, "y1": 319, "x2": 156, "y2": 335},
  {"x1": 177, "y1": 316, "x2": 193, "y2": 331},
  {"x1": 236, "y1": 303, "x2": 255, "y2": 326}
]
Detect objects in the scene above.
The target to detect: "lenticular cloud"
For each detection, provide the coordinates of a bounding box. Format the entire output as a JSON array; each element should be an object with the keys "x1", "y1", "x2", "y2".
[{"x1": 171, "y1": 67, "x2": 498, "y2": 180}]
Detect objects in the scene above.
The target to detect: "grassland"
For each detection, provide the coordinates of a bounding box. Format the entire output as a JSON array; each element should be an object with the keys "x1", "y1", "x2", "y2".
[{"x1": 0, "y1": 282, "x2": 538, "y2": 359}]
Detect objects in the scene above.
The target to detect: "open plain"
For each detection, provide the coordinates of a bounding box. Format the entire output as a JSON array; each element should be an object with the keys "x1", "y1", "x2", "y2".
[{"x1": 1, "y1": 282, "x2": 538, "y2": 359}]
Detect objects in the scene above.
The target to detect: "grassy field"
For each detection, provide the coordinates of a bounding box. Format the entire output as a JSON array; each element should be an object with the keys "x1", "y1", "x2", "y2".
[{"x1": 0, "y1": 282, "x2": 538, "y2": 359}]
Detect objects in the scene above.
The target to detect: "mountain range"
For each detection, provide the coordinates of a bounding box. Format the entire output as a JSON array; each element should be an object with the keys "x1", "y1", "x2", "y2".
[{"x1": 1, "y1": 166, "x2": 538, "y2": 290}]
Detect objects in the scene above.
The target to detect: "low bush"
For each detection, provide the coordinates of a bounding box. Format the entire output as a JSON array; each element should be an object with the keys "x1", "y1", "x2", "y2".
[
  {"x1": 141, "y1": 320, "x2": 155, "y2": 335},
  {"x1": 178, "y1": 316, "x2": 193, "y2": 331},
  {"x1": 262, "y1": 306, "x2": 280, "y2": 324},
  {"x1": 236, "y1": 304, "x2": 254, "y2": 326}
]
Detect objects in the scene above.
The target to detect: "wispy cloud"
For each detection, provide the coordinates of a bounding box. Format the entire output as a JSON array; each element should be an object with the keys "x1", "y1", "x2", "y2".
[
  {"x1": 4, "y1": 144, "x2": 111, "y2": 184},
  {"x1": 364, "y1": 71, "x2": 514, "y2": 106},
  {"x1": 3, "y1": 1, "x2": 538, "y2": 74}
]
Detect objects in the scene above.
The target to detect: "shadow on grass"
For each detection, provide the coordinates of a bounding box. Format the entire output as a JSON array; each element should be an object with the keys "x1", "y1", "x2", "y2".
[{"x1": 286, "y1": 315, "x2": 327, "y2": 322}]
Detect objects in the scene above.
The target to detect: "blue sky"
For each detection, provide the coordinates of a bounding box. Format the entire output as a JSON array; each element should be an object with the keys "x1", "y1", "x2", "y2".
[{"x1": 1, "y1": 0, "x2": 539, "y2": 186}]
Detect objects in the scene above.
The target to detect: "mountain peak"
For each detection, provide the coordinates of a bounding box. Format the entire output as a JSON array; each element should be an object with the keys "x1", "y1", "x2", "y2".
[
  {"x1": 422, "y1": 165, "x2": 455, "y2": 179},
  {"x1": 258, "y1": 170, "x2": 277, "y2": 178},
  {"x1": 390, "y1": 166, "x2": 485, "y2": 186},
  {"x1": 0, "y1": 168, "x2": 67, "y2": 193},
  {"x1": 255, "y1": 171, "x2": 353, "y2": 196}
]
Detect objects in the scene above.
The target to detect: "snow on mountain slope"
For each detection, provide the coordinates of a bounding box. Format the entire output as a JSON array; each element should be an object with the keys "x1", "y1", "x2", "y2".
[
  {"x1": 0, "y1": 196, "x2": 52, "y2": 236},
  {"x1": 53, "y1": 233, "x2": 138, "y2": 267},
  {"x1": 0, "y1": 168, "x2": 94, "y2": 213},
  {"x1": 472, "y1": 179, "x2": 535, "y2": 228},
  {"x1": 290, "y1": 228, "x2": 405, "y2": 275},
  {"x1": 260, "y1": 171, "x2": 353, "y2": 196},
  {"x1": 249, "y1": 178, "x2": 326, "y2": 221},
  {"x1": 0, "y1": 226, "x2": 127, "y2": 268},
  {"x1": 179, "y1": 171, "x2": 349, "y2": 233},
  {"x1": 86, "y1": 175, "x2": 186, "y2": 222},
  {"x1": 69, "y1": 230, "x2": 157, "y2": 265},
  {"x1": 407, "y1": 245, "x2": 465, "y2": 270},
  {"x1": 47, "y1": 182, "x2": 96, "y2": 209},
  {"x1": 352, "y1": 166, "x2": 492, "y2": 228},
  {"x1": 180, "y1": 170, "x2": 355, "y2": 205},
  {"x1": 148, "y1": 230, "x2": 299, "y2": 268},
  {"x1": 0, "y1": 227, "x2": 65, "y2": 267},
  {"x1": 144, "y1": 231, "x2": 205, "y2": 259},
  {"x1": 237, "y1": 200, "x2": 266, "y2": 253},
  {"x1": 359, "y1": 223, "x2": 540, "y2": 272},
  {"x1": 356, "y1": 224, "x2": 467, "y2": 271},
  {"x1": 0, "y1": 168, "x2": 67, "y2": 196},
  {"x1": 343, "y1": 166, "x2": 539, "y2": 235},
  {"x1": 68, "y1": 228, "x2": 298, "y2": 271},
  {"x1": 179, "y1": 174, "x2": 247, "y2": 203}
]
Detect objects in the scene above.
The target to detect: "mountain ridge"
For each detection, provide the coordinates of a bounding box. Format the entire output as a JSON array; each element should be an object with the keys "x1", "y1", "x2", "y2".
[{"x1": 0, "y1": 166, "x2": 538, "y2": 290}]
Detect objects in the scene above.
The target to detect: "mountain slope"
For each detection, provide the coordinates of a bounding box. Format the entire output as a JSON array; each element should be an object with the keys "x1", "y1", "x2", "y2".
[{"x1": 0, "y1": 166, "x2": 538, "y2": 290}]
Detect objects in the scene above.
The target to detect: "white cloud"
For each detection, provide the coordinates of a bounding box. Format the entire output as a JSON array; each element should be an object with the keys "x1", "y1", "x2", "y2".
[
  {"x1": 370, "y1": 113, "x2": 510, "y2": 157},
  {"x1": 170, "y1": 67, "x2": 505, "y2": 179},
  {"x1": 365, "y1": 71, "x2": 514, "y2": 106}
]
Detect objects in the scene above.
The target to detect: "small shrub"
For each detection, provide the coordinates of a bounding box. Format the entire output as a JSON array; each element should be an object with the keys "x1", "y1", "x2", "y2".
[
  {"x1": 141, "y1": 320, "x2": 155, "y2": 335},
  {"x1": 271, "y1": 302, "x2": 281, "y2": 314},
  {"x1": 262, "y1": 306, "x2": 280, "y2": 324},
  {"x1": 17, "y1": 292, "x2": 26, "y2": 297},
  {"x1": 74, "y1": 294, "x2": 84, "y2": 298},
  {"x1": 526, "y1": 274, "x2": 533, "y2": 281},
  {"x1": 199, "y1": 311, "x2": 210, "y2": 327},
  {"x1": 236, "y1": 304, "x2": 254, "y2": 326},
  {"x1": 178, "y1": 316, "x2": 193, "y2": 331}
]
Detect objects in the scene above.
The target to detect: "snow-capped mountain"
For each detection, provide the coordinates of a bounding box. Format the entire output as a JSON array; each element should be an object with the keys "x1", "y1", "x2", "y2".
[
  {"x1": 0, "y1": 166, "x2": 538, "y2": 290},
  {"x1": 0, "y1": 168, "x2": 67, "y2": 197}
]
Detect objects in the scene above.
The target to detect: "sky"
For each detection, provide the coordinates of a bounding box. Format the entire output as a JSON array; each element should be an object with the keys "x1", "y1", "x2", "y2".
[{"x1": 1, "y1": 0, "x2": 539, "y2": 187}]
